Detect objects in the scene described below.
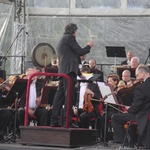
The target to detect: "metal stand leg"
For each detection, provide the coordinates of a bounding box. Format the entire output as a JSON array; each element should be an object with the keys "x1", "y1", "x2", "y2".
[
  {"x1": 11, "y1": 92, "x2": 18, "y2": 143},
  {"x1": 104, "y1": 103, "x2": 108, "y2": 147}
]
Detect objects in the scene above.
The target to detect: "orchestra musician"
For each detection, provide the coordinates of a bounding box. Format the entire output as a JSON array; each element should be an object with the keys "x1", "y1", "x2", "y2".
[
  {"x1": 88, "y1": 58, "x2": 104, "y2": 82},
  {"x1": 117, "y1": 70, "x2": 135, "y2": 106},
  {"x1": 122, "y1": 70, "x2": 132, "y2": 85},
  {"x1": 121, "y1": 51, "x2": 134, "y2": 66},
  {"x1": 0, "y1": 75, "x2": 19, "y2": 142},
  {"x1": 98, "y1": 74, "x2": 120, "y2": 142},
  {"x1": 130, "y1": 57, "x2": 140, "y2": 69},
  {"x1": 18, "y1": 67, "x2": 51, "y2": 126},
  {"x1": 0, "y1": 75, "x2": 19, "y2": 108},
  {"x1": 80, "y1": 55, "x2": 87, "y2": 65},
  {"x1": 72, "y1": 67, "x2": 101, "y2": 128},
  {"x1": 112, "y1": 64, "x2": 150, "y2": 149}
]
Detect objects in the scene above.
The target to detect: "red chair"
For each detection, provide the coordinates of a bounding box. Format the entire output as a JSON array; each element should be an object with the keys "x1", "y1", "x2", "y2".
[{"x1": 121, "y1": 120, "x2": 138, "y2": 148}]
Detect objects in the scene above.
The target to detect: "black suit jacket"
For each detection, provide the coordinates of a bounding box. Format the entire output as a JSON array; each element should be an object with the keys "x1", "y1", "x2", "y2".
[
  {"x1": 57, "y1": 34, "x2": 91, "y2": 75},
  {"x1": 121, "y1": 60, "x2": 128, "y2": 65},
  {"x1": 128, "y1": 77, "x2": 150, "y2": 148}
]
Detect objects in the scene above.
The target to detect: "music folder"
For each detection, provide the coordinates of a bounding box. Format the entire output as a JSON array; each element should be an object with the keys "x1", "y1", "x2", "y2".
[{"x1": 4, "y1": 79, "x2": 27, "y2": 106}]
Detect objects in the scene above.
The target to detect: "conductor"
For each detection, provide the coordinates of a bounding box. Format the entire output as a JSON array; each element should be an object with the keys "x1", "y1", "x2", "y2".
[{"x1": 51, "y1": 23, "x2": 94, "y2": 127}]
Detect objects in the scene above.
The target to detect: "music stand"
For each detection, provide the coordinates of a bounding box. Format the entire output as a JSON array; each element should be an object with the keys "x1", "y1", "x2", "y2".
[
  {"x1": 4, "y1": 78, "x2": 27, "y2": 142},
  {"x1": 5, "y1": 79, "x2": 27, "y2": 105},
  {"x1": 106, "y1": 46, "x2": 126, "y2": 73}
]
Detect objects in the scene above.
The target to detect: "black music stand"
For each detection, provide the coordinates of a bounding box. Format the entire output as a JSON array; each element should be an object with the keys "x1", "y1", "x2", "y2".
[
  {"x1": 106, "y1": 46, "x2": 126, "y2": 73},
  {"x1": 4, "y1": 79, "x2": 27, "y2": 142},
  {"x1": 5, "y1": 79, "x2": 27, "y2": 105}
]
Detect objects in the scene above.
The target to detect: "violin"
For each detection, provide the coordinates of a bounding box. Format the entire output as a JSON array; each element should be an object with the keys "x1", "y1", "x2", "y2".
[
  {"x1": 83, "y1": 94, "x2": 94, "y2": 113},
  {"x1": 117, "y1": 79, "x2": 142, "y2": 98},
  {"x1": 0, "y1": 77, "x2": 11, "y2": 92},
  {"x1": 0, "y1": 77, "x2": 5, "y2": 83}
]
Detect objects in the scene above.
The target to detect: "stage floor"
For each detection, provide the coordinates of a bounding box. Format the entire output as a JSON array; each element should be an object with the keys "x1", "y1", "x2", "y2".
[{"x1": 0, "y1": 139, "x2": 138, "y2": 150}]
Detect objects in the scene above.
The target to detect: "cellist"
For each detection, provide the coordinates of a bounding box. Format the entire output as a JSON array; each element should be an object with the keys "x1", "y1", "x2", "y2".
[{"x1": 72, "y1": 67, "x2": 101, "y2": 128}]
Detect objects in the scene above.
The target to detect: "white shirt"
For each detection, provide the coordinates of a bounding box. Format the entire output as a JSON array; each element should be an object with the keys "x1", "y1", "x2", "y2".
[
  {"x1": 79, "y1": 82, "x2": 87, "y2": 109},
  {"x1": 29, "y1": 80, "x2": 37, "y2": 109},
  {"x1": 127, "y1": 60, "x2": 131, "y2": 66}
]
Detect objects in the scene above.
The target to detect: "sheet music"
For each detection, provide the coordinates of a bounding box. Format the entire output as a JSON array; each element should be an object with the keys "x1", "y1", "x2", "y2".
[
  {"x1": 77, "y1": 73, "x2": 93, "y2": 80},
  {"x1": 97, "y1": 82, "x2": 117, "y2": 104},
  {"x1": 78, "y1": 82, "x2": 87, "y2": 109}
]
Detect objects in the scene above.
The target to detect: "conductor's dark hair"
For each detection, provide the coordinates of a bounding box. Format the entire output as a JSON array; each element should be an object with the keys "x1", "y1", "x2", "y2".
[{"x1": 64, "y1": 23, "x2": 78, "y2": 34}]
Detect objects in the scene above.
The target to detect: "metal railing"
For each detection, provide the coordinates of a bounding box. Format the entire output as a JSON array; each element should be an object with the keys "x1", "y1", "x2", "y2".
[{"x1": 24, "y1": 72, "x2": 72, "y2": 128}]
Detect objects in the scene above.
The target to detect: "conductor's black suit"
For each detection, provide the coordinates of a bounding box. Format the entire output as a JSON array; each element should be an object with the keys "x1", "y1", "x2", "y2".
[{"x1": 51, "y1": 33, "x2": 92, "y2": 127}]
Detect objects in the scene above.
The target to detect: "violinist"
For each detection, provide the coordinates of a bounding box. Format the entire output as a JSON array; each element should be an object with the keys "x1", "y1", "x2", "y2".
[
  {"x1": 72, "y1": 67, "x2": 101, "y2": 128},
  {"x1": 112, "y1": 64, "x2": 150, "y2": 148},
  {"x1": 117, "y1": 70, "x2": 142, "y2": 106},
  {"x1": 97, "y1": 74, "x2": 121, "y2": 142}
]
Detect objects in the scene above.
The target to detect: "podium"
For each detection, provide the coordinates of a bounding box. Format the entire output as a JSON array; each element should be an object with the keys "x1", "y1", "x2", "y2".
[{"x1": 106, "y1": 46, "x2": 126, "y2": 73}]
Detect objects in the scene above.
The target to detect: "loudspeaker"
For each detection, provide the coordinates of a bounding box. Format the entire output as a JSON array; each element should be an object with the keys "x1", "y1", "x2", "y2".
[{"x1": 0, "y1": 70, "x2": 6, "y2": 80}]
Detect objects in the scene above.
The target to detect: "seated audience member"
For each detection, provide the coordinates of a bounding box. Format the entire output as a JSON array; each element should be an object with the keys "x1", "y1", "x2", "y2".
[
  {"x1": 121, "y1": 51, "x2": 134, "y2": 66},
  {"x1": 111, "y1": 65, "x2": 150, "y2": 149},
  {"x1": 0, "y1": 109, "x2": 13, "y2": 142},
  {"x1": 130, "y1": 57, "x2": 140, "y2": 69},
  {"x1": 88, "y1": 58, "x2": 104, "y2": 82},
  {"x1": 18, "y1": 67, "x2": 51, "y2": 126}
]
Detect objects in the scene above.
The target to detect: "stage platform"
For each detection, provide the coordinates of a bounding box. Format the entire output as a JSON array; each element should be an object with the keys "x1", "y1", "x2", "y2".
[
  {"x1": 20, "y1": 126, "x2": 98, "y2": 148},
  {"x1": 0, "y1": 126, "x2": 141, "y2": 150}
]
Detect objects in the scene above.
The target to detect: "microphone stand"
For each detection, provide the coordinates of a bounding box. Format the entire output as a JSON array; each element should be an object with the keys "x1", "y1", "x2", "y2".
[{"x1": 144, "y1": 55, "x2": 150, "y2": 65}]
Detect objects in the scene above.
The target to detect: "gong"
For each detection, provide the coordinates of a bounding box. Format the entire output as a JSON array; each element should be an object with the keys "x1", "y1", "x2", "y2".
[{"x1": 31, "y1": 43, "x2": 56, "y2": 68}]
